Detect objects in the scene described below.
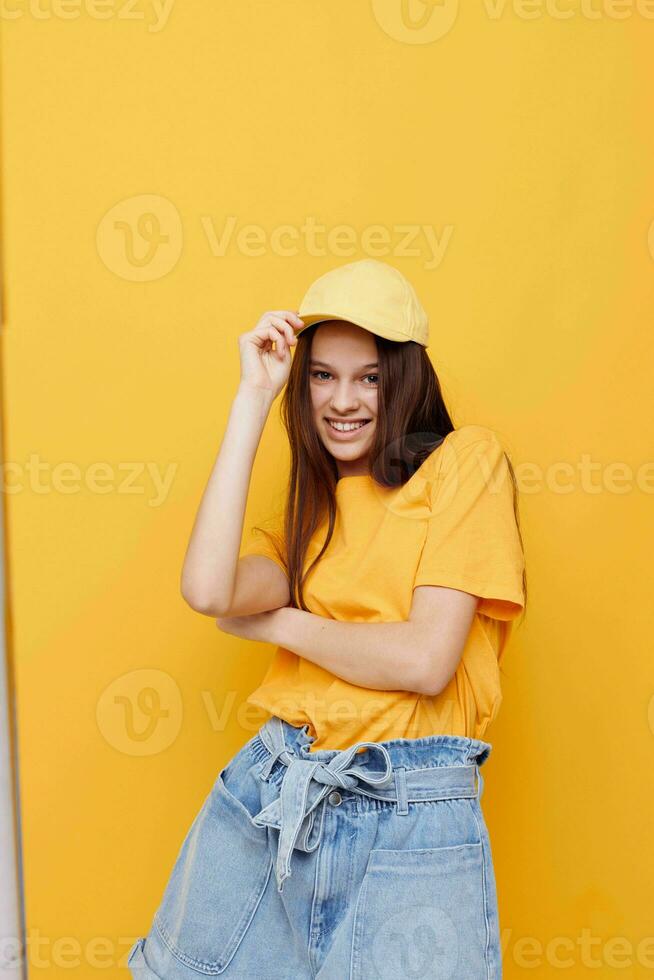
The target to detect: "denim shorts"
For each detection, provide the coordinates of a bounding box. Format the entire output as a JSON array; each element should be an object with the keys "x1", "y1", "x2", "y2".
[{"x1": 127, "y1": 715, "x2": 502, "y2": 979}]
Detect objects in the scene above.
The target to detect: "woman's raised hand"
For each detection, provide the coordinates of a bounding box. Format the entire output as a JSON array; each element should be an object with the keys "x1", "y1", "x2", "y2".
[{"x1": 238, "y1": 311, "x2": 304, "y2": 399}]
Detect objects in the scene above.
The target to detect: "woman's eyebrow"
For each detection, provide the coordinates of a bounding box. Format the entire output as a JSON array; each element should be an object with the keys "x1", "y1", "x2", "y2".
[{"x1": 310, "y1": 360, "x2": 379, "y2": 370}]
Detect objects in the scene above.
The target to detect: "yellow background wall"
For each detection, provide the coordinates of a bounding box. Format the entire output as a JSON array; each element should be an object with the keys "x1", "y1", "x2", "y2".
[{"x1": 2, "y1": 2, "x2": 653, "y2": 976}]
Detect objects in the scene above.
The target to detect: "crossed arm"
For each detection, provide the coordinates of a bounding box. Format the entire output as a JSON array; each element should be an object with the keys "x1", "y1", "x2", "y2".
[{"x1": 216, "y1": 584, "x2": 479, "y2": 697}]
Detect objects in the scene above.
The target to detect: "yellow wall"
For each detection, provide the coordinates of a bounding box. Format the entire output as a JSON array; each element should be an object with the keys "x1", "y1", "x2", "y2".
[{"x1": 2, "y1": 2, "x2": 653, "y2": 976}]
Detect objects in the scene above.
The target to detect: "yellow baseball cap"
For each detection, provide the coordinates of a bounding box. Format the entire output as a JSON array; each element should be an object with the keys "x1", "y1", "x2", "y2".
[{"x1": 296, "y1": 258, "x2": 429, "y2": 348}]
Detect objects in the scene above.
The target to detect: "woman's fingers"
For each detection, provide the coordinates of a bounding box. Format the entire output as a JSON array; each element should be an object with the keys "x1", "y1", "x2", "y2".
[
  {"x1": 267, "y1": 313, "x2": 301, "y2": 350},
  {"x1": 266, "y1": 325, "x2": 287, "y2": 359}
]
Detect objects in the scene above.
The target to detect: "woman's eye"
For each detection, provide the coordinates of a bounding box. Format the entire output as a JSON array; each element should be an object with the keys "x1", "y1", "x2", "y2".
[{"x1": 310, "y1": 371, "x2": 378, "y2": 384}]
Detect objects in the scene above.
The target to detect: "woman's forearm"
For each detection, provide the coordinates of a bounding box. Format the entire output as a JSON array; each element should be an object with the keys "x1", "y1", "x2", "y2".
[
  {"x1": 180, "y1": 382, "x2": 274, "y2": 614},
  {"x1": 269, "y1": 607, "x2": 433, "y2": 694}
]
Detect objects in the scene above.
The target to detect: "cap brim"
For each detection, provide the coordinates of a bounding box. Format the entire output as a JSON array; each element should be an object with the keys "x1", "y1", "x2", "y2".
[
  {"x1": 296, "y1": 313, "x2": 422, "y2": 345},
  {"x1": 296, "y1": 313, "x2": 357, "y2": 331}
]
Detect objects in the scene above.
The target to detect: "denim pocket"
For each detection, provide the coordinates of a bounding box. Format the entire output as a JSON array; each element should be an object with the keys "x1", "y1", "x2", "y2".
[
  {"x1": 351, "y1": 842, "x2": 491, "y2": 980},
  {"x1": 152, "y1": 769, "x2": 272, "y2": 975}
]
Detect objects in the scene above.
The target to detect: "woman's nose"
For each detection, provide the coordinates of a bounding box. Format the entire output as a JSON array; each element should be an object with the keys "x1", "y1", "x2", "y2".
[{"x1": 329, "y1": 386, "x2": 360, "y2": 412}]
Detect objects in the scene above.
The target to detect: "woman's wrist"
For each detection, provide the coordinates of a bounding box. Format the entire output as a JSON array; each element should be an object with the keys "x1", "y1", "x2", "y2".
[
  {"x1": 229, "y1": 382, "x2": 275, "y2": 438},
  {"x1": 236, "y1": 380, "x2": 276, "y2": 407}
]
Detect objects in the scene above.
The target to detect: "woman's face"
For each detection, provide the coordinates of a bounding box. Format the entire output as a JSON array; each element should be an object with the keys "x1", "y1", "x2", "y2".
[{"x1": 309, "y1": 320, "x2": 379, "y2": 477}]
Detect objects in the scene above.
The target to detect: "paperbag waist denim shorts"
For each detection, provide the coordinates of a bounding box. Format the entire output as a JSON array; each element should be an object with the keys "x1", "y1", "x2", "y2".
[{"x1": 127, "y1": 715, "x2": 503, "y2": 979}]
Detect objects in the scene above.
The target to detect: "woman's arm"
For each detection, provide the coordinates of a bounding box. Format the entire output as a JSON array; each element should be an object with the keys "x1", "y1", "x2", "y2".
[
  {"x1": 180, "y1": 311, "x2": 301, "y2": 615},
  {"x1": 180, "y1": 383, "x2": 273, "y2": 614},
  {"x1": 216, "y1": 586, "x2": 479, "y2": 695},
  {"x1": 271, "y1": 608, "x2": 432, "y2": 692}
]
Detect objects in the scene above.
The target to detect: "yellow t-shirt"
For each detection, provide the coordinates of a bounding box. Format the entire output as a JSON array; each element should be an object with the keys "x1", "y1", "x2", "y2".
[{"x1": 239, "y1": 424, "x2": 525, "y2": 752}]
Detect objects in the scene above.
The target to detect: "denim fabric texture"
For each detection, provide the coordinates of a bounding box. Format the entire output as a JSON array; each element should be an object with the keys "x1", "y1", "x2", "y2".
[{"x1": 127, "y1": 715, "x2": 503, "y2": 979}]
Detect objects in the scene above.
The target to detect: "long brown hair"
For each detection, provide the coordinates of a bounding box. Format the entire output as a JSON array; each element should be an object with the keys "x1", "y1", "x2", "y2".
[{"x1": 257, "y1": 322, "x2": 528, "y2": 628}]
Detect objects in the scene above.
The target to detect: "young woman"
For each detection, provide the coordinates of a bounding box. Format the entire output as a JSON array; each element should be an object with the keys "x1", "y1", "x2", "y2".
[{"x1": 128, "y1": 259, "x2": 527, "y2": 980}]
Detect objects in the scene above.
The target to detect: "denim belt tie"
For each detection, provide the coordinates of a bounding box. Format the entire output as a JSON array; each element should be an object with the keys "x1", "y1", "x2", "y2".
[{"x1": 251, "y1": 716, "x2": 395, "y2": 893}]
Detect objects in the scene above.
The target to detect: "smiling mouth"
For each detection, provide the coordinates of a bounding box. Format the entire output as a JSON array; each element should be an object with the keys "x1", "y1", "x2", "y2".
[{"x1": 325, "y1": 419, "x2": 371, "y2": 432}]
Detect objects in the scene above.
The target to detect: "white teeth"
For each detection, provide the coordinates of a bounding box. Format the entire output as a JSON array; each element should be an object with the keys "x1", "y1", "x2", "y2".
[{"x1": 327, "y1": 419, "x2": 369, "y2": 432}]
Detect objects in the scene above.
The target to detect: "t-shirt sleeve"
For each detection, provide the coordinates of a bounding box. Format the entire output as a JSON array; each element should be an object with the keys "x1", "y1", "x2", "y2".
[
  {"x1": 239, "y1": 509, "x2": 288, "y2": 577},
  {"x1": 413, "y1": 430, "x2": 525, "y2": 621}
]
